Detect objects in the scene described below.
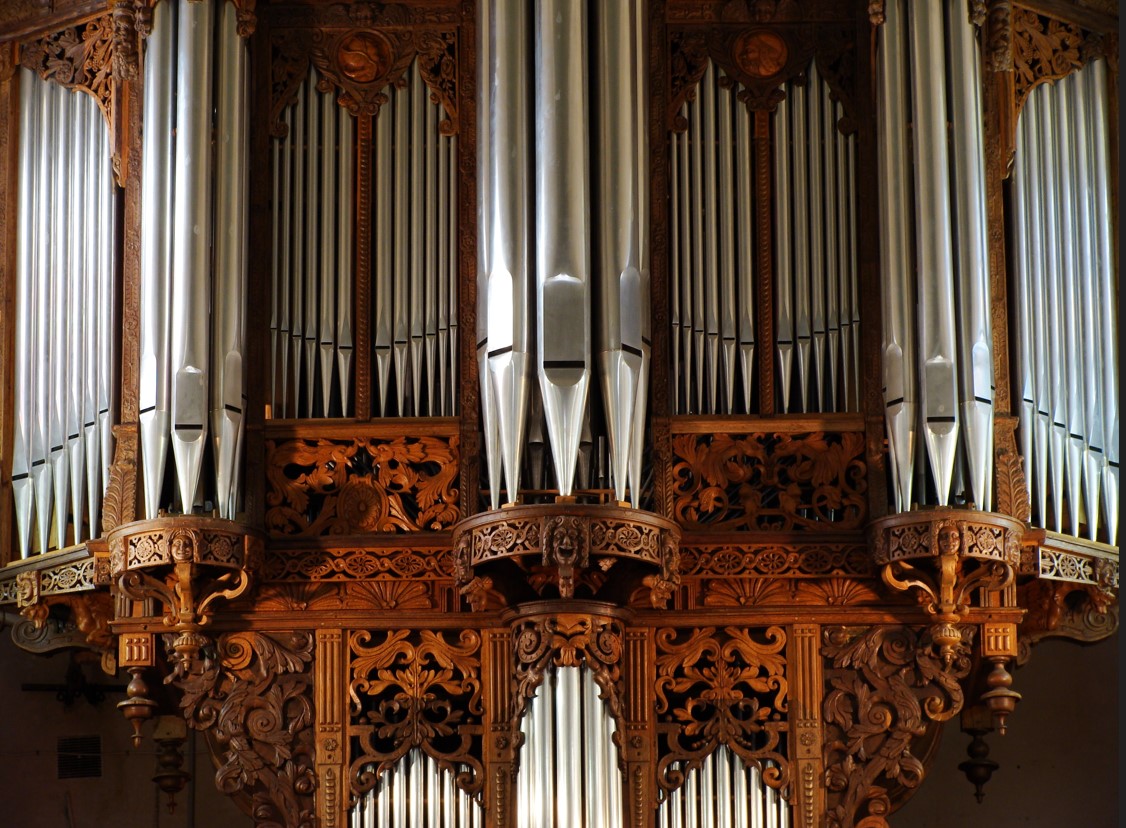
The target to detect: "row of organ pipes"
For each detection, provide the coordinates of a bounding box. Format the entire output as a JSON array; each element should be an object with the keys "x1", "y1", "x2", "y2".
[
  {"x1": 138, "y1": 0, "x2": 248, "y2": 520},
  {"x1": 350, "y1": 751, "x2": 481, "y2": 828},
  {"x1": 268, "y1": 62, "x2": 460, "y2": 420},
  {"x1": 12, "y1": 72, "x2": 116, "y2": 557},
  {"x1": 1011, "y1": 63, "x2": 1118, "y2": 544},
  {"x1": 477, "y1": 0, "x2": 649, "y2": 508},
  {"x1": 657, "y1": 749, "x2": 790, "y2": 828},
  {"x1": 670, "y1": 62, "x2": 860, "y2": 416},
  {"x1": 876, "y1": 0, "x2": 996, "y2": 514}
]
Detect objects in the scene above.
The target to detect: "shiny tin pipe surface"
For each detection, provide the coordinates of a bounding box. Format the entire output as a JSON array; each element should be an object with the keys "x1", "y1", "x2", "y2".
[
  {"x1": 337, "y1": 104, "x2": 355, "y2": 414},
  {"x1": 535, "y1": 0, "x2": 592, "y2": 497},
  {"x1": 318, "y1": 83, "x2": 338, "y2": 417},
  {"x1": 374, "y1": 99, "x2": 394, "y2": 413},
  {"x1": 739, "y1": 90, "x2": 758, "y2": 414},
  {"x1": 68, "y1": 90, "x2": 89, "y2": 541},
  {"x1": 701, "y1": 62, "x2": 720, "y2": 414},
  {"x1": 409, "y1": 66, "x2": 426, "y2": 415},
  {"x1": 290, "y1": 83, "x2": 306, "y2": 419},
  {"x1": 303, "y1": 67, "x2": 320, "y2": 418},
  {"x1": 50, "y1": 85, "x2": 72, "y2": 549},
  {"x1": 807, "y1": 62, "x2": 826, "y2": 413},
  {"x1": 822, "y1": 84, "x2": 840, "y2": 414},
  {"x1": 771, "y1": 94, "x2": 790, "y2": 414},
  {"x1": 277, "y1": 106, "x2": 293, "y2": 417},
  {"x1": 946, "y1": 0, "x2": 994, "y2": 510},
  {"x1": 908, "y1": 0, "x2": 959, "y2": 505},
  {"x1": 717, "y1": 78, "x2": 737, "y2": 413},
  {"x1": 790, "y1": 78, "x2": 811, "y2": 413},
  {"x1": 877, "y1": 0, "x2": 916, "y2": 511},
  {"x1": 170, "y1": 0, "x2": 215, "y2": 513}
]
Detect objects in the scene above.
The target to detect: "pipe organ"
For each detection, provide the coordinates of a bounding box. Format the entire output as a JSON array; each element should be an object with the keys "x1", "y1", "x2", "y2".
[{"x1": 0, "y1": 1, "x2": 1118, "y2": 828}]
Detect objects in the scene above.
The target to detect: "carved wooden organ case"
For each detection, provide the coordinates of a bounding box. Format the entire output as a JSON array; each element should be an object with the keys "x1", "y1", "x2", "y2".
[{"x1": 0, "y1": 1, "x2": 1118, "y2": 827}]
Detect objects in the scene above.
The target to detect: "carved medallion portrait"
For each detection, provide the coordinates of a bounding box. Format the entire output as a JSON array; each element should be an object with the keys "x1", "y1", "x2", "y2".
[
  {"x1": 337, "y1": 30, "x2": 393, "y2": 84},
  {"x1": 734, "y1": 30, "x2": 788, "y2": 78}
]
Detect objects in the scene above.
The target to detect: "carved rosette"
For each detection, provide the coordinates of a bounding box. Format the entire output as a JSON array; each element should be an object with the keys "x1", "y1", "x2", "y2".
[
  {"x1": 822, "y1": 625, "x2": 974, "y2": 828},
  {"x1": 452, "y1": 504, "x2": 680, "y2": 609},
  {"x1": 509, "y1": 607, "x2": 627, "y2": 763},
  {"x1": 108, "y1": 517, "x2": 264, "y2": 678},
  {"x1": 347, "y1": 629, "x2": 483, "y2": 801},
  {"x1": 654, "y1": 626, "x2": 790, "y2": 796},
  {"x1": 871, "y1": 509, "x2": 1021, "y2": 666},
  {"x1": 175, "y1": 631, "x2": 316, "y2": 828}
]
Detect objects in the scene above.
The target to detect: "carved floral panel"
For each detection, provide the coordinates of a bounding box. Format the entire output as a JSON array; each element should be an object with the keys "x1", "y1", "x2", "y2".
[
  {"x1": 654, "y1": 626, "x2": 790, "y2": 794},
  {"x1": 266, "y1": 436, "x2": 460, "y2": 536},
  {"x1": 671, "y1": 432, "x2": 867, "y2": 531},
  {"x1": 347, "y1": 629, "x2": 483, "y2": 800}
]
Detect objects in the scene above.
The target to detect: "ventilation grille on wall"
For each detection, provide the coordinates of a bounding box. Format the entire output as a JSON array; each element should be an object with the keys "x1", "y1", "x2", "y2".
[{"x1": 57, "y1": 735, "x2": 101, "y2": 779}]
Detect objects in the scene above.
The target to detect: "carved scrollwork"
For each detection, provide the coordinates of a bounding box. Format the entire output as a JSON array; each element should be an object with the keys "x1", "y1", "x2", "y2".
[
  {"x1": 822, "y1": 625, "x2": 973, "y2": 828},
  {"x1": 654, "y1": 626, "x2": 789, "y2": 795},
  {"x1": 510, "y1": 613, "x2": 626, "y2": 742},
  {"x1": 265, "y1": 435, "x2": 460, "y2": 536},
  {"x1": 679, "y1": 542, "x2": 872, "y2": 578},
  {"x1": 309, "y1": 27, "x2": 414, "y2": 118},
  {"x1": 415, "y1": 29, "x2": 458, "y2": 134},
  {"x1": 669, "y1": 30, "x2": 711, "y2": 130},
  {"x1": 262, "y1": 543, "x2": 455, "y2": 581},
  {"x1": 347, "y1": 629, "x2": 483, "y2": 800},
  {"x1": 20, "y1": 13, "x2": 114, "y2": 128},
  {"x1": 175, "y1": 631, "x2": 317, "y2": 828},
  {"x1": 671, "y1": 431, "x2": 868, "y2": 531}
]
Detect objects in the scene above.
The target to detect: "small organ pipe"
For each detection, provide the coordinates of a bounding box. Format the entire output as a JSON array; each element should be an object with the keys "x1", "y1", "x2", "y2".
[
  {"x1": 448, "y1": 135, "x2": 459, "y2": 416},
  {"x1": 701, "y1": 62, "x2": 720, "y2": 414},
  {"x1": 739, "y1": 94, "x2": 758, "y2": 413},
  {"x1": 908, "y1": 0, "x2": 959, "y2": 506},
  {"x1": 835, "y1": 115, "x2": 853, "y2": 411},
  {"x1": 822, "y1": 82, "x2": 840, "y2": 413},
  {"x1": 807, "y1": 61, "x2": 826, "y2": 412},
  {"x1": 337, "y1": 105, "x2": 355, "y2": 414},
  {"x1": 374, "y1": 99, "x2": 393, "y2": 413},
  {"x1": 946, "y1": 0, "x2": 994, "y2": 510},
  {"x1": 425, "y1": 99, "x2": 440, "y2": 414},
  {"x1": 717, "y1": 77, "x2": 737, "y2": 412},
  {"x1": 270, "y1": 136, "x2": 281, "y2": 413},
  {"x1": 1011, "y1": 118, "x2": 1036, "y2": 516},
  {"x1": 318, "y1": 84, "x2": 338, "y2": 417},
  {"x1": 679, "y1": 116, "x2": 693, "y2": 414},
  {"x1": 278, "y1": 106, "x2": 293, "y2": 417},
  {"x1": 393, "y1": 82, "x2": 411, "y2": 415},
  {"x1": 877, "y1": 0, "x2": 916, "y2": 511},
  {"x1": 847, "y1": 134, "x2": 860, "y2": 413},
  {"x1": 68, "y1": 89, "x2": 88, "y2": 543},
  {"x1": 303, "y1": 67, "x2": 319, "y2": 418},
  {"x1": 790, "y1": 79, "x2": 811, "y2": 413},
  {"x1": 290, "y1": 83, "x2": 306, "y2": 420},
  {"x1": 1037, "y1": 90, "x2": 1066, "y2": 531},
  {"x1": 690, "y1": 87, "x2": 705, "y2": 415},
  {"x1": 410, "y1": 68, "x2": 426, "y2": 414},
  {"x1": 1088, "y1": 60, "x2": 1118, "y2": 544},
  {"x1": 32, "y1": 78, "x2": 56, "y2": 552},
  {"x1": 50, "y1": 84, "x2": 70, "y2": 548},
  {"x1": 97, "y1": 104, "x2": 115, "y2": 504},
  {"x1": 438, "y1": 114, "x2": 451, "y2": 416},
  {"x1": 1069, "y1": 71, "x2": 1103, "y2": 539},
  {"x1": 13, "y1": 70, "x2": 37, "y2": 556},
  {"x1": 671, "y1": 130, "x2": 681, "y2": 413}
]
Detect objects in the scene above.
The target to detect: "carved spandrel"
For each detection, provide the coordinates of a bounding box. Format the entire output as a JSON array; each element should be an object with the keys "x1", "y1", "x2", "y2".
[
  {"x1": 174, "y1": 631, "x2": 316, "y2": 828},
  {"x1": 822, "y1": 625, "x2": 973, "y2": 828}
]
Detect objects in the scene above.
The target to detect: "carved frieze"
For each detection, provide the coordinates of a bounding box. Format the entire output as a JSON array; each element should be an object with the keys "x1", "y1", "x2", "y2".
[
  {"x1": 262, "y1": 542, "x2": 455, "y2": 581},
  {"x1": 347, "y1": 629, "x2": 484, "y2": 801},
  {"x1": 654, "y1": 626, "x2": 789, "y2": 795},
  {"x1": 671, "y1": 431, "x2": 868, "y2": 531},
  {"x1": 822, "y1": 625, "x2": 973, "y2": 828},
  {"x1": 266, "y1": 435, "x2": 460, "y2": 536}
]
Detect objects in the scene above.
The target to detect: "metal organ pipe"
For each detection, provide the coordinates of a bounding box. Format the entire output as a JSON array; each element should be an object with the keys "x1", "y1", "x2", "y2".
[
  {"x1": 212, "y1": 1, "x2": 248, "y2": 519},
  {"x1": 1088, "y1": 60, "x2": 1118, "y2": 544},
  {"x1": 478, "y1": 0, "x2": 532, "y2": 506},
  {"x1": 790, "y1": 78, "x2": 811, "y2": 414},
  {"x1": 738, "y1": 92, "x2": 758, "y2": 414},
  {"x1": 318, "y1": 82, "x2": 338, "y2": 417},
  {"x1": 821, "y1": 80, "x2": 839, "y2": 413},
  {"x1": 946, "y1": 0, "x2": 994, "y2": 511},
  {"x1": 656, "y1": 750, "x2": 791, "y2": 828},
  {"x1": 49, "y1": 84, "x2": 71, "y2": 550},
  {"x1": 908, "y1": 0, "x2": 960, "y2": 506},
  {"x1": 337, "y1": 103, "x2": 355, "y2": 415},
  {"x1": 876, "y1": 0, "x2": 916, "y2": 512},
  {"x1": 535, "y1": 0, "x2": 592, "y2": 497},
  {"x1": 67, "y1": 91, "x2": 87, "y2": 545},
  {"x1": 594, "y1": 0, "x2": 649, "y2": 505}
]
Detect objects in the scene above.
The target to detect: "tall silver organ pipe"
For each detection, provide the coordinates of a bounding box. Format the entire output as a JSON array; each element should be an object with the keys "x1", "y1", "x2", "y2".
[
  {"x1": 349, "y1": 750, "x2": 481, "y2": 828},
  {"x1": 656, "y1": 749, "x2": 790, "y2": 828},
  {"x1": 908, "y1": 0, "x2": 959, "y2": 506},
  {"x1": 535, "y1": 0, "x2": 592, "y2": 498},
  {"x1": 478, "y1": 0, "x2": 532, "y2": 507},
  {"x1": 1011, "y1": 63, "x2": 1118, "y2": 543},
  {"x1": 169, "y1": 0, "x2": 214, "y2": 513},
  {"x1": 13, "y1": 71, "x2": 116, "y2": 554},
  {"x1": 594, "y1": 0, "x2": 649, "y2": 505},
  {"x1": 515, "y1": 667, "x2": 623, "y2": 827},
  {"x1": 212, "y1": 0, "x2": 249, "y2": 520},
  {"x1": 873, "y1": 0, "x2": 918, "y2": 511},
  {"x1": 945, "y1": 0, "x2": 994, "y2": 511}
]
